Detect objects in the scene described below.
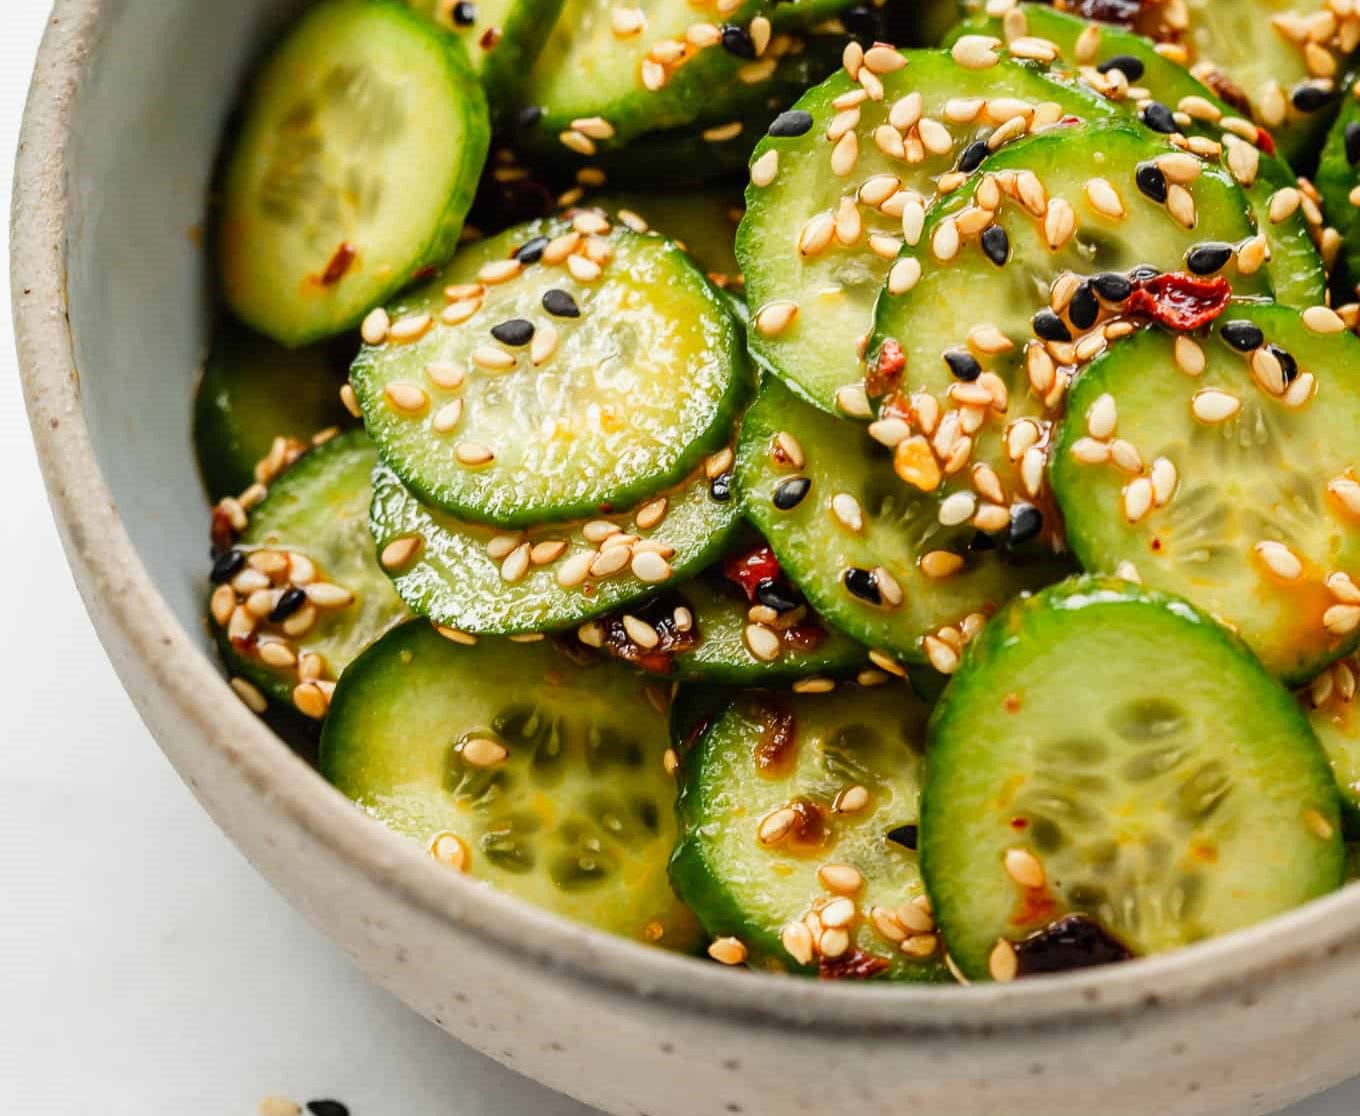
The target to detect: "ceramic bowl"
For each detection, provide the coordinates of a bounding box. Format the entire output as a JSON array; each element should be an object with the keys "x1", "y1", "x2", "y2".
[{"x1": 14, "y1": 4, "x2": 1360, "y2": 1114}]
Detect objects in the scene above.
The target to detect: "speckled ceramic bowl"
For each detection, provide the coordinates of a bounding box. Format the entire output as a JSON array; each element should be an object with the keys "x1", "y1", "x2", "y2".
[{"x1": 14, "y1": 4, "x2": 1360, "y2": 1114}]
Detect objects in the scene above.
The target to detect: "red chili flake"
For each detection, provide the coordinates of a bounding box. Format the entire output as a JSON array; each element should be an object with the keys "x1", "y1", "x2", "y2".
[
  {"x1": 321, "y1": 242, "x2": 357, "y2": 286},
  {"x1": 722, "y1": 545, "x2": 783, "y2": 602},
  {"x1": 1056, "y1": 0, "x2": 1145, "y2": 27},
  {"x1": 409, "y1": 263, "x2": 438, "y2": 283},
  {"x1": 820, "y1": 949, "x2": 892, "y2": 981},
  {"x1": 479, "y1": 26, "x2": 502, "y2": 49},
  {"x1": 866, "y1": 338, "x2": 905, "y2": 397},
  {"x1": 210, "y1": 506, "x2": 237, "y2": 553},
  {"x1": 753, "y1": 696, "x2": 798, "y2": 778},
  {"x1": 230, "y1": 633, "x2": 258, "y2": 656},
  {"x1": 783, "y1": 622, "x2": 826, "y2": 652},
  {"x1": 1255, "y1": 127, "x2": 1277, "y2": 157},
  {"x1": 1126, "y1": 272, "x2": 1231, "y2": 332},
  {"x1": 596, "y1": 592, "x2": 699, "y2": 674},
  {"x1": 1013, "y1": 915, "x2": 1133, "y2": 976}
]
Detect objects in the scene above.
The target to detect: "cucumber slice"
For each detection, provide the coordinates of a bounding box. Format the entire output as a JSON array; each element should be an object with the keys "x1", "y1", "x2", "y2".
[
  {"x1": 738, "y1": 376, "x2": 1069, "y2": 671},
  {"x1": 589, "y1": 191, "x2": 744, "y2": 285},
  {"x1": 220, "y1": 0, "x2": 491, "y2": 347},
  {"x1": 1306, "y1": 656, "x2": 1360, "y2": 828},
  {"x1": 1314, "y1": 80, "x2": 1360, "y2": 289},
  {"x1": 211, "y1": 431, "x2": 409, "y2": 715},
  {"x1": 369, "y1": 456, "x2": 741, "y2": 634},
  {"x1": 948, "y1": 4, "x2": 1326, "y2": 308},
  {"x1": 350, "y1": 216, "x2": 751, "y2": 527},
  {"x1": 671, "y1": 685, "x2": 949, "y2": 980},
  {"x1": 194, "y1": 320, "x2": 354, "y2": 501},
  {"x1": 924, "y1": 576, "x2": 1344, "y2": 982},
  {"x1": 738, "y1": 48, "x2": 1119, "y2": 413},
  {"x1": 408, "y1": 0, "x2": 565, "y2": 113},
  {"x1": 320, "y1": 620, "x2": 699, "y2": 945},
  {"x1": 1050, "y1": 300, "x2": 1360, "y2": 684}
]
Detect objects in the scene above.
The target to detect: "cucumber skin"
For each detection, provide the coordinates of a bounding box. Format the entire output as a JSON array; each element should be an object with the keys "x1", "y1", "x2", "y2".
[
  {"x1": 1315, "y1": 80, "x2": 1360, "y2": 296},
  {"x1": 922, "y1": 576, "x2": 1346, "y2": 979},
  {"x1": 221, "y1": 0, "x2": 491, "y2": 348}
]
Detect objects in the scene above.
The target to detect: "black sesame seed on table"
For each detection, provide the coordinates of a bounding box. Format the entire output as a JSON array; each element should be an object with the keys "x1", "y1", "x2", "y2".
[
  {"x1": 542, "y1": 289, "x2": 580, "y2": 318},
  {"x1": 514, "y1": 235, "x2": 550, "y2": 263},
  {"x1": 491, "y1": 318, "x2": 535, "y2": 346},
  {"x1": 959, "y1": 139, "x2": 989, "y2": 174},
  {"x1": 1135, "y1": 161, "x2": 1168, "y2": 203},
  {"x1": 1221, "y1": 320, "x2": 1265, "y2": 351},
  {"x1": 1033, "y1": 308, "x2": 1071, "y2": 342},
  {"x1": 886, "y1": 824, "x2": 918, "y2": 850},
  {"x1": 1186, "y1": 243, "x2": 1233, "y2": 276},
  {"x1": 515, "y1": 104, "x2": 544, "y2": 129},
  {"x1": 1292, "y1": 83, "x2": 1334, "y2": 113},
  {"x1": 1347, "y1": 121, "x2": 1360, "y2": 165},
  {"x1": 210, "y1": 548, "x2": 245, "y2": 584},
  {"x1": 1097, "y1": 54, "x2": 1145, "y2": 81},
  {"x1": 710, "y1": 472, "x2": 733, "y2": 502},
  {"x1": 306, "y1": 1102, "x2": 351, "y2": 1116},
  {"x1": 1269, "y1": 344, "x2": 1299, "y2": 383},
  {"x1": 451, "y1": 1, "x2": 476, "y2": 25},
  {"x1": 768, "y1": 110, "x2": 814, "y2": 138},
  {"x1": 756, "y1": 579, "x2": 801, "y2": 613},
  {"x1": 944, "y1": 349, "x2": 982, "y2": 381},
  {"x1": 1007, "y1": 504, "x2": 1044, "y2": 547},
  {"x1": 843, "y1": 566, "x2": 882, "y2": 606},
  {"x1": 1068, "y1": 283, "x2": 1100, "y2": 331},
  {"x1": 981, "y1": 225, "x2": 1009, "y2": 267},
  {"x1": 772, "y1": 476, "x2": 812, "y2": 510},
  {"x1": 1091, "y1": 272, "x2": 1132, "y2": 303},
  {"x1": 1140, "y1": 102, "x2": 1177, "y2": 135},
  {"x1": 720, "y1": 24, "x2": 756, "y2": 59},
  {"x1": 269, "y1": 586, "x2": 308, "y2": 624}
]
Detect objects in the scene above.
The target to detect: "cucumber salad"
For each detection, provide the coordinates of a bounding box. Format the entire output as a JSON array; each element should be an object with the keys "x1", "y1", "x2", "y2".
[{"x1": 202, "y1": 0, "x2": 1360, "y2": 984}]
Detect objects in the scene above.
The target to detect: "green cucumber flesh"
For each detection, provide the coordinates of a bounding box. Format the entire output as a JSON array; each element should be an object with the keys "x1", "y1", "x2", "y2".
[
  {"x1": 1306, "y1": 655, "x2": 1360, "y2": 827},
  {"x1": 1051, "y1": 300, "x2": 1360, "y2": 685},
  {"x1": 320, "y1": 620, "x2": 700, "y2": 945},
  {"x1": 738, "y1": 376, "x2": 1070, "y2": 668},
  {"x1": 949, "y1": 4, "x2": 1325, "y2": 308},
  {"x1": 588, "y1": 191, "x2": 744, "y2": 285},
  {"x1": 671, "y1": 685, "x2": 948, "y2": 979},
  {"x1": 350, "y1": 216, "x2": 751, "y2": 528},
  {"x1": 220, "y1": 0, "x2": 490, "y2": 347},
  {"x1": 738, "y1": 48, "x2": 1119, "y2": 414},
  {"x1": 194, "y1": 320, "x2": 354, "y2": 501},
  {"x1": 369, "y1": 457, "x2": 741, "y2": 635},
  {"x1": 1314, "y1": 81, "x2": 1360, "y2": 289},
  {"x1": 924, "y1": 576, "x2": 1344, "y2": 982},
  {"x1": 213, "y1": 431, "x2": 409, "y2": 711}
]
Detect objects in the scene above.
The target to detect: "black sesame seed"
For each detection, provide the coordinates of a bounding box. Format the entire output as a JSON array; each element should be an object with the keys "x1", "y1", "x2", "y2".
[
  {"x1": 944, "y1": 349, "x2": 982, "y2": 381},
  {"x1": 1269, "y1": 344, "x2": 1299, "y2": 384},
  {"x1": 210, "y1": 548, "x2": 245, "y2": 584},
  {"x1": 841, "y1": 4, "x2": 882, "y2": 39},
  {"x1": 1135, "y1": 161, "x2": 1168, "y2": 203},
  {"x1": 1292, "y1": 83, "x2": 1334, "y2": 113},
  {"x1": 1221, "y1": 319, "x2": 1265, "y2": 351},
  {"x1": 1129, "y1": 264, "x2": 1161, "y2": 283},
  {"x1": 768, "y1": 110, "x2": 814, "y2": 138},
  {"x1": 542, "y1": 289, "x2": 580, "y2": 318},
  {"x1": 491, "y1": 318, "x2": 535, "y2": 346},
  {"x1": 1033, "y1": 309, "x2": 1071, "y2": 342},
  {"x1": 886, "y1": 824, "x2": 918, "y2": 850},
  {"x1": 1068, "y1": 283, "x2": 1100, "y2": 331},
  {"x1": 306, "y1": 1103, "x2": 351, "y2": 1116},
  {"x1": 269, "y1": 586, "x2": 308, "y2": 624},
  {"x1": 514, "y1": 235, "x2": 550, "y2": 263},
  {"x1": 515, "y1": 104, "x2": 544, "y2": 129},
  {"x1": 721, "y1": 24, "x2": 756, "y2": 58},
  {"x1": 1007, "y1": 504, "x2": 1044, "y2": 547},
  {"x1": 969, "y1": 530, "x2": 997, "y2": 553},
  {"x1": 710, "y1": 472, "x2": 733, "y2": 502},
  {"x1": 1097, "y1": 54, "x2": 1145, "y2": 81},
  {"x1": 1141, "y1": 101, "x2": 1177, "y2": 134},
  {"x1": 843, "y1": 566, "x2": 882, "y2": 606},
  {"x1": 756, "y1": 579, "x2": 801, "y2": 613},
  {"x1": 773, "y1": 476, "x2": 811, "y2": 510},
  {"x1": 1347, "y1": 122, "x2": 1360, "y2": 166},
  {"x1": 981, "y1": 224, "x2": 1010, "y2": 267},
  {"x1": 451, "y1": 1, "x2": 477, "y2": 25},
  {"x1": 959, "y1": 139, "x2": 989, "y2": 174},
  {"x1": 1091, "y1": 272, "x2": 1133, "y2": 303},
  {"x1": 1186, "y1": 242, "x2": 1233, "y2": 276}
]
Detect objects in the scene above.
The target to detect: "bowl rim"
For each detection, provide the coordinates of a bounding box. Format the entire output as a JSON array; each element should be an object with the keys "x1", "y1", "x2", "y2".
[{"x1": 15, "y1": 0, "x2": 1360, "y2": 1041}]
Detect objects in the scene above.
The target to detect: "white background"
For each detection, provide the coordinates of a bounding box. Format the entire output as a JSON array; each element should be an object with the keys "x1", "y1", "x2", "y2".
[{"x1": 1, "y1": 2, "x2": 1359, "y2": 1113}]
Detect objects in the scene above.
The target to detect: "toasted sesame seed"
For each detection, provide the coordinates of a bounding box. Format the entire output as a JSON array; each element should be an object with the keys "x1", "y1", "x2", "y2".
[
  {"x1": 487, "y1": 533, "x2": 522, "y2": 560},
  {"x1": 1004, "y1": 847, "x2": 1046, "y2": 889},
  {"x1": 478, "y1": 258, "x2": 523, "y2": 285},
  {"x1": 708, "y1": 936, "x2": 749, "y2": 967},
  {"x1": 380, "y1": 535, "x2": 423, "y2": 570},
  {"x1": 305, "y1": 582, "x2": 355, "y2": 609},
  {"x1": 361, "y1": 308, "x2": 390, "y2": 345},
  {"x1": 1303, "y1": 304, "x2": 1346, "y2": 334},
  {"x1": 631, "y1": 550, "x2": 672, "y2": 583},
  {"x1": 1305, "y1": 807, "x2": 1336, "y2": 840},
  {"x1": 230, "y1": 677, "x2": 268, "y2": 714},
  {"x1": 455, "y1": 442, "x2": 496, "y2": 467},
  {"x1": 755, "y1": 301, "x2": 799, "y2": 337},
  {"x1": 1085, "y1": 177, "x2": 1125, "y2": 219},
  {"x1": 988, "y1": 938, "x2": 1018, "y2": 982},
  {"x1": 293, "y1": 682, "x2": 329, "y2": 720},
  {"x1": 426, "y1": 361, "x2": 465, "y2": 390},
  {"x1": 819, "y1": 864, "x2": 865, "y2": 897},
  {"x1": 1070, "y1": 437, "x2": 1110, "y2": 465},
  {"x1": 1256, "y1": 540, "x2": 1303, "y2": 581},
  {"x1": 1123, "y1": 477, "x2": 1154, "y2": 523},
  {"x1": 750, "y1": 149, "x2": 779, "y2": 187},
  {"x1": 529, "y1": 540, "x2": 568, "y2": 566},
  {"x1": 758, "y1": 807, "x2": 797, "y2": 845},
  {"x1": 499, "y1": 543, "x2": 531, "y2": 584},
  {"x1": 1329, "y1": 572, "x2": 1360, "y2": 604},
  {"x1": 744, "y1": 623, "x2": 782, "y2": 662},
  {"x1": 590, "y1": 546, "x2": 631, "y2": 578},
  {"x1": 820, "y1": 897, "x2": 857, "y2": 929},
  {"x1": 1325, "y1": 604, "x2": 1360, "y2": 635},
  {"x1": 434, "y1": 626, "x2": 476, "y2": 647},
  {"x1": 280, "y1": 604, "x2": 316, "y2": 638},
  {"x1": 953, "y1": 34, "x2": 1000, "y2": 69},
  {"x1": 621, "y1": 614, "x2": 659, "y2": 650},
  {"x1": 871, "y1": 906, "x2": 908, "y2": 944},
  {"x1": 924, "y1": 635, "x2": 960, "y2": 674},
  {"x1": 1166, "y1": 184, "x2": 1197, "y2": 228}
]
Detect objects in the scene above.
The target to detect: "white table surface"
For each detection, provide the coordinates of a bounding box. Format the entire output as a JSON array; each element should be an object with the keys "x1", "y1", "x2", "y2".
[{"x1": 2, "y1": 3, "x2": 1359, "y2": 1114}]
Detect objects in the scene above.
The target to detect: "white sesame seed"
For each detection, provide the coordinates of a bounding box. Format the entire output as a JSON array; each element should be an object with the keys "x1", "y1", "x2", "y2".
[
  {"x1": 500, "y1": 543, "x2": 531, "y2": 584},
  {"x1": 1004, "y1": 847, "x2": 1046, "y2": 889},
  {"x1": 293, "y1": 682, "x2": 329, "y2": 720},
  {"x1": 304, "y1": 582, "x2": 354, "y2": 609},
  {"x1": 921, "y1": 550, "x2": 964, "y2": 579},
  {"x1": 456, "y1": 442, "x2": 495, "y2": 466},
  {"x1": 1150, "y1": 457, "x2": 1178, "y2": 506},
  {"x1": 583, "y1": 519, "x2": 621, "y2": 544},
  {"x1": 631, "y1": 550, "x2": 672, "y2": 583},
  {"x1": 1269, "y1": 187, "x2": 1302, "y2": 223},
  {"x1": 623, "y1": 615, "x2": 660, "y2": 650},
  {"x1": 1174, "y1": 335, "x2": 1206, "y2": 376},
  {"x1": 1166, "y1": 184, "x2": 1197, "y2": 229},
  {"x1": 259, "y1": 1096, "x2": 303, "y2": 1116},
  {"x1": 952, "y1": 34, "x2": 1001, "y2": 69},
  {"x1": 426, "y1": 361, "x2": 466, "y2": 390},
  {"x1": 567, "y1": 254, "x2": 603, "y2": 282},
  {"x1": 388, "y1": 312, "x2": 432, "y2": 342},
  {"x1": 705, "y1": 447, "x2": 734, "y2": 479},
  {"x1": 751, "y1": 149, "x2": 779, "y2": 187},
  {"x1": 1329, "y1": 572, "x2": 1360, "y2": 604},
  {"x1": 756, "y1": 301, "x2": 799, "y2": 337},
  {"x1": 988, "y1": 938, "x2": 1018, "y2": 982},
  {"x1": 380, "y1": 536, "x2": 423, "y2": 570},
  {"x1": 530, "y1": 323, "x2": 559, "y2": 366},
  {"x1": 1043, "y1": 198, "x2": 1076, "y2": 250},
  {"x1": 230, "y1": 677, "x2": 268, "y2": 714},
  {"x1": 1084, "y1": 177, "x2": 1125, "y2": 219},
  {"x1": 1330, "y1": 478, "x2": 1360, "y2": 516},
  {"x1": 924, "y1": 636, "x2": 960, "y2": 674},
  {"x1": 1283, "y1": 371, "x2": 1316, "y2": 408},
  {"x1": 590, "y1": 546, "x2": 631, "y2": 578},
  {"x1": 1256, "y1": 540, "x2": 1303, "y2": 581},
  {"x1": 932, "y1": 219, "x2": 960, "y2": 262},
  {"x1": 744, "y1": 623, "x2": 782, "y2": 662},
  {"x1": 918, "y1": 117, "x2": 953, "y2": 156},
  {"x1": 1122, "y1": 477, "x2": 1154, "y2": 523},
  {"x1": 487, "y1": 534, "x2": 520, "y2": 560},
  {"x1": 478, "y1": 258, "x2": 523, "y2": 284},
  {"x1": 530, "y1": 540, "x2": 568, "y2": 566},
  {"x1": 1109, "y1": 439, "x2": 1143, "y2": 474},
  {"x1": 1070, "y1": 437, "x2": 1110, "y2": 465},
  {"x1": 635, "y1": 497, "x2": 668, "y2": 532},
  {"x1": 1191, "y1": 389, "x2": 1240, "y2": 424},
  {"x1": 758, "y1": 807, "x2": 797, "y2": 845},
  {"x1": 939, "y1": 491, "x2": 977, "y2": 526},
  {"x1": 432, "y1": 399, "x2": 464, "y2": 434},
  {"x1": 708, "y1": 937, "x2": 748, "y2": 966},
  {"x1": 830, "y1": 131, "x2": 859, "y2": 177},
  {"x1": 1086, "y1": 393, "x2": 1117, "y2": 439},
  {"x1": 820, "y1": 896, "x2": 857, "y2": 929},
  {"x1": 871, "y1": 907, "x2": 908, "y2": 944},
  {"x1": 1325, "y1": 604, "x2": 1360, "y2": 635},
  {"x1": 1303, "y1": 305, "x2": 1346, "y2": 334},
  {"x1": 361, "y1": 308, "x2": 390, "y2": 345},
  {"x1": 1251, "y1": 347, "x2": 1287, "y2": 396},
  {"x1": 835, "y1": 384, "x2": 872, "y2": 418},
  {"x1": 793, "y1": 677, "x2": 836, "y2": 695}
]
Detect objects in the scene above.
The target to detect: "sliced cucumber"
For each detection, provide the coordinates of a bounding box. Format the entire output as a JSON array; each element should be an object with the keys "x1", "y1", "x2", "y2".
[
  {"x1": 220, "y1": 0, "x2": 490, "y2": 347},
  {"x1": 924, "y1": 576, "x2": 1344, "y2": 982},
  {"x1": 211, "y1": 431, "x2": 408, "y2": 714},
  {"x1": 320, "y1": 620, "x2": 699, "y2": 945},
  {"x1": 409, "y1": 0, "x2": 565, "y2": 113},
  {"x1": 1306, "y1": 656, "x2": 1360, "y2": 828},
  {"x1": 738, "y1": 48, "x2": 1119, "y2": 413},
  {"x1": 369, "y1": 456, "x2": 741, "y2": 634},
  {"x1": 589, "y1": 191, "x2": 744, "y2": 285},
  {"x1": 1051, "y1": 300, "x2": 1360, "y2": 684},
  {"x1": 194, "y1": 320, "x2": 353, "y2": 501},
  {"x1": 671, "y1": 685, "x2": 948, "y2": 980},
  {"x1": 948, "y1": 4, "x2": 1326, "y2": 308},
  {"x1": 738, "y1": 376, "x2": 1069, "y2": 670},
  {"x1": 571, "y1": 565, "x2": 869, "y2": 684},
  {"x1": 350, "y1": 216, "x2": 750, "y2": 528},
  {"x1": 1315, "y1": 81, "x2": 1360, "y2": 289}
]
